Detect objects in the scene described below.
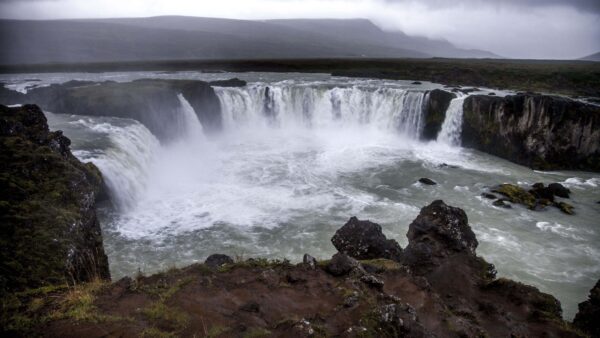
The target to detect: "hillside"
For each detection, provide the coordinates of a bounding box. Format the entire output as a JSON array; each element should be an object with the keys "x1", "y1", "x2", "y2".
[
  {"x1": 581, "y1": 52, "x2": 600, "y2": 61},
  {"x1": 0, "y1": 16, "x2": 498, "y2": 65}
]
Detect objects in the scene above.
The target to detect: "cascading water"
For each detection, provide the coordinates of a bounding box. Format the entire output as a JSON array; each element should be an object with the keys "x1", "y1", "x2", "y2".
[
  {"x1": 215, "y1": 84, "x2": 428, "y2": 138},
  {"x1": 437, "y1": 96, "x2": 467, "y2": 146}
]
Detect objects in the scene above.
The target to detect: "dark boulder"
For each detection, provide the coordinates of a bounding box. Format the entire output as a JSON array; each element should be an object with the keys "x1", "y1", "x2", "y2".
[
  {"x1": 548, "y1": 183, "x2": 571, "y2": 198},
  {"x1": 418, "y1": 178, "x2": 437, "y2": 185},
  {"x1": 402, "y1": 200, "x2": 478, "y2": 271},
  {"x1": 492, "y1": 199, "x2": 512, "y2": 208},
  {"x1": 0, "y1": 104, "x2": 110, "y2": 296},
  {"x1": 302, "y1": 254, "x2": 317, "y2": 270},
  {"x1": 331, "y1": 217, "x2": 402, "y2": 261},
  {"x1": 481, "y1": 192, "x2": 497, "y2": 200},
  {"x1": 326, "y1": 253, "x2": 360, "y2": 276},
  {"x1": 573, "y1": 279, "x2": 600, "y2": 338},
  {"x1": 421, "y1": 89, "x2": 456, "y2": 141},
  {"x1": 205, "y1": 254, "x2": 234, "y2": 268}
]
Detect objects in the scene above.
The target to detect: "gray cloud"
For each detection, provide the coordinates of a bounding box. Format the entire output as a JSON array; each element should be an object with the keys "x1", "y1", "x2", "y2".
[{"x1": 384, "y1": 0, "x2": 600, "y2": 13}]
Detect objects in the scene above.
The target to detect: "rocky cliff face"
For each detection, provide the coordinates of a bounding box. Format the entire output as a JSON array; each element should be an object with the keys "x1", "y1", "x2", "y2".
[
  {"x1": 0, "y1": 79, "x2": 234, "y2": 141},
  {"x1": 0, "y1": 104, "x2": 110, "y2": 296},
  {"x1": 421, "y1": 89, "x2": 456, "y2": 140},
  {"x1": 463, "y1": 94, "x2": 600, "y2": 171}
]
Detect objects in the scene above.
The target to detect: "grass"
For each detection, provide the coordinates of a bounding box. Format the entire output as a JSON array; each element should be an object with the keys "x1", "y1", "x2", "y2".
[
  {"x1": 139, "y1": 277, "x2": 194, "y2": 334},
  {"x1": 217, "y1": 258, "x2": 292, "y2": 273}
]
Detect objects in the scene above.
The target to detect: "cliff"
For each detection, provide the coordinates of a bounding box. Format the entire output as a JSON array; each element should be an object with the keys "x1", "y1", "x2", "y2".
[
  {"x1": 0, "y1": 79, "x2": 236, "y2": 141},
  {"x1": 463, "y1": 94, "x2": 600, "y2": 171},
  {"x1": 0, "y1": 104, "x2": 110, "y2": 298},
  {"x1": 2, "y1": 199, "x2": 588, "y2": 337}
]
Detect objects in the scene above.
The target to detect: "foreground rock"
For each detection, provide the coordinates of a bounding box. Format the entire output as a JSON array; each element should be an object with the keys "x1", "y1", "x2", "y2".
[
  {"x1": 2, "y1": 200, "x2": 584, "y2": 337},
  {"x1": 463, "y1": 93, "x2": 600, "y2": 172},
  {"x1": 0, "y1": 105, "x2": 110, "y2": 298},
  {"x1": 573, "y1": 279, "x2": 600, "y2": 338},
  {"x1": 0, "y1": 79, "x2": 224, "y2": 141},
  {"x1": 331, "y1": 217, "x2": 402, "y2": 261}
]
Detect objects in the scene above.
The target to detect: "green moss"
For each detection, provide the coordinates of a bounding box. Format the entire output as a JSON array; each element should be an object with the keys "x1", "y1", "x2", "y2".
[
  {"x1": 359, "y1": 259, "x2": 402, "y2": 271},
  {"x1": 217, "y1": 258, "x2": 291, "y2": 273},
  {"x1": 206, "y1": 325, "x2": 231, "y2": 338},
  {"x1": 555, "y1": 202, "x2": 574, "y2": 215},
  {"x1": 142, "y1": 302, "x2": 190, "y2": 331},
  {"x1": 492, "y1": 184, "x2": 536, "y2": 209},
  {"x1": 140, "y1": 327, "x2": 177, "y2": 338}
]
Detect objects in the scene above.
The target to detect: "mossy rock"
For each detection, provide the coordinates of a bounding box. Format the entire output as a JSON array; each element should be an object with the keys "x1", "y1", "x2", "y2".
[
  {"x1": 554, "y1": 202, "x2": 574, "y2": 215},
  {"x1": 492, "y1": 184, "x2": 536, "y2": 209}
]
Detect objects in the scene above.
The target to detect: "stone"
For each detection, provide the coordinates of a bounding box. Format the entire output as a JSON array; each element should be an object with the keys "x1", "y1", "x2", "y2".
[
  {"x1": 205, "y1": 254, "x2": 234, "y2": 268},
  {"x1": 331, "y1": 217, "x2": 402, "y2": 261},
  {"x1": 418, "y1": 178, "x2": 437, "y2": 185},
  {"x1": 360, "y1": 275, "x2": 385, "y2": 290},
  {"x1": 492, "y1": 199, "x2": 512, "y2": 208},
  {"x1": 492, "y1": 184, "x2": 536, "y2": 209},
  {"x1": 481, "y1": 192, "x2": 497, "y2": 200},
  {"x1": 326, "y1": 253, "x2": 360, "y2": 276},
  {"x1": 554, "y1": 201, "x2": 574, "y2": 215},
  {"x1": 421, "y1": 89, "x2": 457, "y2": 141},
  {"x1": 548, "y1": 183, "x2": 571, "y2": 198},
  {"x1": 302, "y1": 253, "x2": 318, "y2": 269}
]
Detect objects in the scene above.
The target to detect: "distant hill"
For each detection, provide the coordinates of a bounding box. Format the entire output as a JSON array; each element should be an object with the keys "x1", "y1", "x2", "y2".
[
  {"x1": 0, "y1": 16, "x2": 498, "y2": 65},
  {"x1": 581, "y1": 52, "x2": 600, "y2": 61}
]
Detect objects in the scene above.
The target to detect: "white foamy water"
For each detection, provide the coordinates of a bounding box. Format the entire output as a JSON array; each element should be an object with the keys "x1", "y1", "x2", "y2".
[
  {"x1": 437, "y1": 96, "x2": 467, "y2": 146},
  {"x1": 20, "y1": 72, "x2": 599, "y2": 320}
]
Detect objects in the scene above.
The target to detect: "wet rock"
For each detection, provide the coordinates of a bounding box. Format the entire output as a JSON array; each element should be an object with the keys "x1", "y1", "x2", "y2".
[
  {"x1": 403, "y1": 200, "x2": 478, "y2": 272},
  {"x1": 360, "y1": 275, "x2": 384, "y2": 290},
  {"x1": 488, "y1": 92, "x2": 496, "y2": 96},
  {"x1": 573, "y1": 279, "x2": 600, "y2": 338},
  {"x1": 422, "y1": 89, "x2": 457, "y2": 140},
  {"x1": 412, "y1": 81, "x2": 422, "y2": 85},
  {"x1": 364, "y1": 303, "x2": 426, "y2": 337},
  {"x1": 492, "y1": 199, "x2": 512, "y2": 208},
  {"x1": 529, "y1": 183, "x2": 555, "y2": 201},
  {"x1": 554, "y1": 201, "x2": 574, "y2": 215},
  {"x1": 492, "y1": 184, "x2": 536, "y2": 209},
  {"x1": 462, "y1": 94, "x2": 600, "y2": 172},
  {"x1": 439, "y1": 163, "x2": 459, "y2": 169},
  {"x1": 548, "y1": 183, "x2": 571, "y2": 198},
  {"x1": 331, "y1": 217, "x2": 402, "y2": 261},
  {"x1": 303, "y1": 253, "x2": 318, "y2": 269},
  {"x1": 418, "y1": 178, "x2": 437, "y2": 185},
  {"x1": 326, "y1": 253, "x2": 360, "y2": 276},
  {"x1": 205, "y1": 254, "x2": 234, "y2": 268},
  {"x1": 208, "y1": 78, "x2": 247, "y2": 87},
  {"x1": 481, "y1": 192, "x2": 497, "y2": 200}
]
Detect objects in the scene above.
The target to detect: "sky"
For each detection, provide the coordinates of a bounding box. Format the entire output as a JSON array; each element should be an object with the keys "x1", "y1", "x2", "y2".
[{"x1": 0, "y1": 0, "x2": 599, "y2": 59}]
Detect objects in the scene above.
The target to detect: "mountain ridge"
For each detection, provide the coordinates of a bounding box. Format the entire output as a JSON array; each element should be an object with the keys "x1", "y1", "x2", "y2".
[{"x1": 0, "y1": 16, "x2": 498, "y2": 65}]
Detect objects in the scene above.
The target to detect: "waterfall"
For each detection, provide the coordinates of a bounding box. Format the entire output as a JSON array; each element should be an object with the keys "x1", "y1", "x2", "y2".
[
  {"x1": 72, "y1": 119, "x2": 160, "y2": 211},
  {"x1": 176, "y1": 94, "x2": 206, "y2": 141},
  {"x1": 437, "y1": 97, "x2": 467, "y2": 146},
  {"x1": 215, "y1": 84, "x2": 428, "y2": 138}
]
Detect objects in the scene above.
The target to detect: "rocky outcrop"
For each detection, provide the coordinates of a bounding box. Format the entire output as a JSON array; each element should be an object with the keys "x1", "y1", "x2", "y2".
[
  {"x1": 2, "y1": 199, "x2": 583, "y2": 337},
  {"x1": 0, "y1": 104, "x2": 110, "y2": 296},
  {"x1": 421, "y1": 89, "x2": 456, "y2": 140},
  {"x1": 463, "y1": 93, "x2": 600, "y2": 171},
  {"x1": 486, "y1": 183, "x2": 575, "y2": 214},
  {"x1": 0, "y1": 79, "x2": 224, "y2": 141},
  {"x1": 208, "y1": 78, "x2": 247, "y2": 87},
  {"x1": 331, "y1": 216, "x2": 402, "y2": 261},
  {"x1": 402, "y1": 200, "x2": 478, "y2": 273},
  {"x1": 573, "y1": 279, "x2": 600, "y2": 338}
]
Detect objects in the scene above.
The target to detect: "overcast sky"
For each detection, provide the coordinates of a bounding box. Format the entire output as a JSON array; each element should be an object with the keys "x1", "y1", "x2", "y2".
[{"x1": 0, "y1": 0, "x2": 599, "y2": 59}]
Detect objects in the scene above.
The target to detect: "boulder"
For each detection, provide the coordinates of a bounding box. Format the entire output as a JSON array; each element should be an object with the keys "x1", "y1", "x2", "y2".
[
  {"x1": 548, "y1": 183, "x2": 571, "y2": 198},
  {"x1": 492, "y1": 184, "x2": 536, "y2": 209},
  {"x1": 326, "y1": 253, "x2": 360, "y2": 276},
  {"x1": 0, "y1": 104, "x2": 110, "y2": 295},
  {"x1": 481, "y1": 192, "x2": 497, "y2": 200},
  {"x1": 331, "y1": 217, "x2": 402, "y2": 261},
  {"x1": 573, "y1": 279, "x2": 600, "y2": 338},
  {"x1": 205, "y1": 254, "x2": 234, "y2": 268},
  {"x1": 554, "y1": 201, "x2": 574, "y2": 215},
  {"x1": 302, "y1": 254, "x2": 318, "y2": 270},
  {"x1": 402, "y1": 200, "x2": 478, "y2": 271},
  {"x1": 418, "y1": 178, "x2": 437, "y2": 185}
]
